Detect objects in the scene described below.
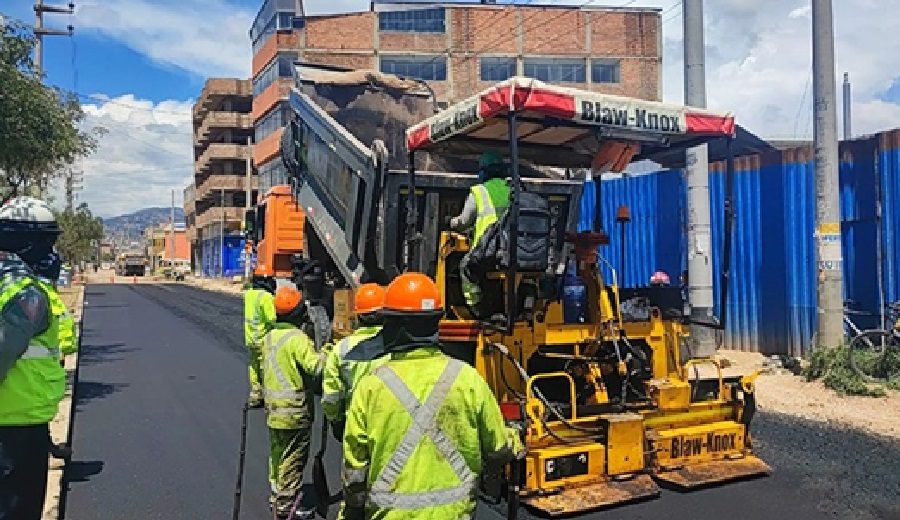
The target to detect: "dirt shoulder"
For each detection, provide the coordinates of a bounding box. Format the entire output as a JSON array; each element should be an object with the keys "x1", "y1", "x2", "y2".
[{"x1": 718, "y1": 350, "x2": 900, "y2": 440}]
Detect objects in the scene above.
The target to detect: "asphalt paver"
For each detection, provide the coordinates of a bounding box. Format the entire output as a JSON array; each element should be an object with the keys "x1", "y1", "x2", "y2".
[{"x1": 64, "y1": 283, "x2": 899, "y2": 520}]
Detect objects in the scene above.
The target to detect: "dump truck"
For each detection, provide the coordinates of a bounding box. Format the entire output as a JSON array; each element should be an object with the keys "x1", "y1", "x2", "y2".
[
  {"x1": 278, "y1": 63, "x2": 770, "y2": 517},
  {"x1": 244, "y1": 184, "x2": 305, "y2": 279}
]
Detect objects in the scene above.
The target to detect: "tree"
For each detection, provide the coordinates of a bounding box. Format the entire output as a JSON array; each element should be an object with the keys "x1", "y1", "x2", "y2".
[
  {"x1": 0, "y1": 17, "x2": 99, "y2": 203},
  {"x1": 56, "y1": 202, "x2": 104, "y2": 266}
]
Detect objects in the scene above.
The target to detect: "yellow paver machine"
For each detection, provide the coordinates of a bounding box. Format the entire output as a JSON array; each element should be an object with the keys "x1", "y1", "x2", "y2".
[{"x1": 281, "y1": 68, "x2": 770, "y2": 518}]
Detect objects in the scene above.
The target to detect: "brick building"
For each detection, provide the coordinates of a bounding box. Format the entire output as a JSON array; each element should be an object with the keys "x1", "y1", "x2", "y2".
[
  {"x1": 190, "y1": 78, "x2": 256, "y2": 275},
  {"x1": 250, "y1": 0, "x2": 662, "y2": 192}
]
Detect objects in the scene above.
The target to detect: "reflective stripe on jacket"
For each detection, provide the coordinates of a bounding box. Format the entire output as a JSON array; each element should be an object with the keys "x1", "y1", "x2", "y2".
[
  {"x1": 471, "y1": 178, "x2": 510, "y2": 247},
  {"x1": 36, "y1": 278, "x2": 77, "y2": 356},
  {"x1": 244, "y1": 287, "x2": 276, "y2": 349},
  {"x1": 342, "y1": 347, "x2": 521, "y2": 519},
  {"x1": 262, "y1": 324, "x2": 325, "y2": 429},
  {"x1": 321, "y1": 325, "x2": 384, "y2": 423},
  {"x1": 0, "y1": 274, "x2": 65, "y2": 425}
]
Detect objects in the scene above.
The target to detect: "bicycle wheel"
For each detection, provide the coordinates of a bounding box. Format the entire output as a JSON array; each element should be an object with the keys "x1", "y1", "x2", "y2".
[{"x1": 848, "y1": 329, "x2": 889, "y2": 381}]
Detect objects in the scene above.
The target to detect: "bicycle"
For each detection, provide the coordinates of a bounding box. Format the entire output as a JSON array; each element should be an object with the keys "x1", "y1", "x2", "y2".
[{"x1": 845, "y1": 302, "x2": 900, "y2": 382}]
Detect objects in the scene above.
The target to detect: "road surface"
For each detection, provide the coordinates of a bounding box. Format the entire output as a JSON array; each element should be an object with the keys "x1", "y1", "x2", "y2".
[{"x1": 63, "y1": 283, "x2": 899, "y2": 520}]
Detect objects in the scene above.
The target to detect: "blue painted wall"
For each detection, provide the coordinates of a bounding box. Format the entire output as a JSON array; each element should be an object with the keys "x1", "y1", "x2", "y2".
[
  {"x1": 580, "y1": 129, "x2": 900, "y2": 356},
  {"x1": 200, "y1": 235, "x2": 246, "y2": 277}
]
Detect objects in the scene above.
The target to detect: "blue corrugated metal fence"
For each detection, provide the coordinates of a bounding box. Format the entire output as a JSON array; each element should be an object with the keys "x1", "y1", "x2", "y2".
[{"x1": 580, "y1": 128, "x2": 900, "y2": 356}]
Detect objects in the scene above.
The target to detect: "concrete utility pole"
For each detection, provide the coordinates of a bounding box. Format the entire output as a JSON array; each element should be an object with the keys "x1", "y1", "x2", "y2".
[
  {"x1": 33, "y1": 0, "x2": 75, "y2": 76},
  {"x1": 64, "y1": 168, "x2": 82, "y2": 211},
  {"x1": 683, "y1": 0, "x2": 716, "y2": 358},
  {"x1": 842, "y1": 72, "x2": 852, "y2": 140},
  {"x1": 245, "y1": 136, "x2": 253, "y2": 211},
  {"x1": 169, "y1": 189, "x2": 176, "y2": 263},
  {"x1": 220, "y1": 188, "x2": 226, "y2": 278},
  {"x1": 813, "y1": 0, "x2": 844, "y2": 349}
]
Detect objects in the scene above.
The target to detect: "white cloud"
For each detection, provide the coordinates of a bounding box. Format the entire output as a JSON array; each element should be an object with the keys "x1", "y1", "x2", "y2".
[
  {"x1": 57, "y1": 95, "x2": 194, "y2": 217},
  {"x1": 76, "y1": 0, "x2": 253, "y2": 79}
]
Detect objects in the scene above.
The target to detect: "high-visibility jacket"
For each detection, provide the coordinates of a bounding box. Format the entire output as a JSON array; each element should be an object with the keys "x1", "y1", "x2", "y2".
[
  {"x1": 342, "y1": 347, "x2": 523, "y2": 519},
  {"x1": 262, "y1": 323, "x2": 325, "y2": 430},
  {"x1": 244, "y1": 287, "x2": 276, "y2": 350},
  {"x1": 471, "y1": 178, "x2": 510, "y2": 247},
  {"x1": 0, "y1": 274, "x2": 65, "y2": 425},
  {"x1": 36, "y1": 278, "x2": 77, "y2": 356},
  {"x1": 321, "y1": 325, "x2": 385, "y2": 423}
]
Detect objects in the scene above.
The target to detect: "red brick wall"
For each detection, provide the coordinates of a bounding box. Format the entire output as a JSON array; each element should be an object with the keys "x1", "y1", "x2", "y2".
[
  {"x1": 522, "y1": 8, "x2": 586, "y2": 55},
  {"x1": 306, "y1": 13, "x2": 375, "y2": 50},
  {"x1": 252, "y1": 32, "x2": 301, "y2": 78},
  {"x1": 303, "y1": 52, "x2": 376, "y2": 70}
]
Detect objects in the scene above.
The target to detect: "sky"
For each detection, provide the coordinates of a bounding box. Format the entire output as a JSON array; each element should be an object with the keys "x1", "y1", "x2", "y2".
[{"x1": 3, "y1": 0, "x2": 899, "y2": 217}]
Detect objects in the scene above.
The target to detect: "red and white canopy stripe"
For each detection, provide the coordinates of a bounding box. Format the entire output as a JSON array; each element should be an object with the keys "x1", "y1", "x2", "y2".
[{"x1": 407, "y1": 77, "x2": 735, "y2": 152}]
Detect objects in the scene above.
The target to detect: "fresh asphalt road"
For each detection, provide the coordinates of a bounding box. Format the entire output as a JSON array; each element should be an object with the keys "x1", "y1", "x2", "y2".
[{"x1": 63, "y1": 283, "x2": 899, "y2": 520}]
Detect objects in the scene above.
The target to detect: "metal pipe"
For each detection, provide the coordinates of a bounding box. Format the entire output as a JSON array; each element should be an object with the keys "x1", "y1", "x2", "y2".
[
  {"x1": 812, "y1": 0, "x2": 844, "y2": 349},
  {"x1": 842, "y1": 72, "x2": 852, "y2": 140},
  {"x1": 404, "y1": 151, "x2": 416, "y2": 272},
  {"x1": 720, "y1": 138, "x2": 735, "y2": 336},
  {"x1": 506, "y1": 112, "x2": 521, "y2": 333}
]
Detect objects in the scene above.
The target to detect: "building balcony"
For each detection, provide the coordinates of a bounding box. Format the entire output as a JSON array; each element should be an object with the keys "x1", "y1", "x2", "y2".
[
  {"x1": 253, "y1": 128, "x2": 284, "y2": 168},
  {"x1": 196, "y1": 174, "x2": 258, "y2": 202},
  {"x1": 253, "y1": 31, "x2": 301, "y2": 78},
  {"x1": 195, "y1": 206, "x2": 245, "y2": 229},
  {"x1": 193, "y1": 79, "x2": 252, "y2": 121},
  {"x1": 195, "y1": 143, "x2": 251, "y2": 175},
  {"x1": 194, "y1": 112, "x2": 254, "y2": 146}
]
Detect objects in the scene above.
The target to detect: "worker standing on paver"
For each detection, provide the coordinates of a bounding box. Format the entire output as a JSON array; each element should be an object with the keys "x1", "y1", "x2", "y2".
[
  {"x1": 0, "y1": 197, "x2": 65, "y2": 520},
  {"x1": 341, "y1": 272, "x2": 523, "y2": 519},
  {"x1": 449, "y1": 150, "x2": 510, "y2": 309},
  {"x1": 263, "y1": 286, "x2": 325, "y2": 519},
  {"x1": 244, "y1": 274, "x2": 276, "y2": 407},
  {"x1": 321, "y1": 283, "x2": 388, "y2": 438}
]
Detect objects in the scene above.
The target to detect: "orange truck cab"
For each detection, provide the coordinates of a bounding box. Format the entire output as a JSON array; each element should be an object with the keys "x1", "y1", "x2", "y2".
[{"x1": 245, "y1": 185, "x2": 304, "y2": 278}]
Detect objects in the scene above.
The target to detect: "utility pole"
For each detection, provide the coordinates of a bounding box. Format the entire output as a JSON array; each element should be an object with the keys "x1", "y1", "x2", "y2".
[
  {"x1": 33, "y1": 1, "x2": 75, "y2": 76},
  {"x1": 813, "y1": 0, "x2": 843, "y2": 349},
  {"x1": 169, "y1": 189, "x2": 176, "y2": 263},
  {"x1": 245, "y1": 136, "x2": 253, "y2": 211},
  {"x1": 220, "y1": 188, "x2": 226, "y2": 278},
  {"x1": 842, "y1": 72, "x2": 852, "y2": 140},
  {"x1": 683, "y1": 0, "x2": 716, "y2": 358},
  {"x1": 64, "y1": 167, "x2": 82, "y2": 211}
]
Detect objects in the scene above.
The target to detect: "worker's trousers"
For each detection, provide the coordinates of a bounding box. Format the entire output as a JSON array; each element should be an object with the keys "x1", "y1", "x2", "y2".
[
  {"x1": 268, "y1": 426, "x2": 311, "y2": 514},
  {"x1": 247, "y1": 345, "x2": 263, "y2": 403},
  {"x1": 0, "y1": 424, "x2": 50, "y2": 520}
]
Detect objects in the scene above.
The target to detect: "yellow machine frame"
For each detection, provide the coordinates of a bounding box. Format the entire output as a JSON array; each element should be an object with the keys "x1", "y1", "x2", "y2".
[{"x1": 435, "y1": 231, "x2": 769, "y2": 515}]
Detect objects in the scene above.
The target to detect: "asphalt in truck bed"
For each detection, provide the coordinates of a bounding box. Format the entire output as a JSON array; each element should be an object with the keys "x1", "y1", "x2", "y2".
[{"x1": 63, "y1": 283, "x2": 900, "y2": 520}]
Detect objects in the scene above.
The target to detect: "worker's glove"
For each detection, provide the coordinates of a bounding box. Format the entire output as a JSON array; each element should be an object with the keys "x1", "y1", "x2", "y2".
[
  {"x1": 443, "y1": 215, "x2": 455, "y2": 229},
  {"x1": 330, "y1": 420, "x2": 345, "y2": 441}
]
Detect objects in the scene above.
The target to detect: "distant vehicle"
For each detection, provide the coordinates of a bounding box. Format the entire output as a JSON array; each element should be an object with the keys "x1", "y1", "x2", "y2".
[
  {"x1": 116, "y1": 252, "x2": 147, "y2": 276},
  {"x1": 159, "y1": 259, "x2": 191, "y2": 281}
]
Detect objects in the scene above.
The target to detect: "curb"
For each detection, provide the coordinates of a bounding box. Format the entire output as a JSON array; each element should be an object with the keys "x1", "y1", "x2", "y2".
[{"x1": 42, "y1": 284, "x2": 85, "y2": 520}]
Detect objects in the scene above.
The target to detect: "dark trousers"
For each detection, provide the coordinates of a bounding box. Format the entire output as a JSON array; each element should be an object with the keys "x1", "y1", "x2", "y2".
[{"x1": 0, "y1": 424, "x2": 50, "y2": 520}]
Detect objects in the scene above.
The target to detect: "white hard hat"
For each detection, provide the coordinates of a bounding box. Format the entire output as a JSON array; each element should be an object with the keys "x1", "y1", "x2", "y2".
[{"x1": 0, "y1": 196, "x2": 57, "y2": 224}]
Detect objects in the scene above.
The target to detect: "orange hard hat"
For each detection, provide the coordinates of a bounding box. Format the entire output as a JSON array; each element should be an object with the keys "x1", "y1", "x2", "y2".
[
  {"x1": 355, "y1": 283, "x2": 386, "y2": 315},
  {"x1": 383, "y1": 272, "x2": 442, "y2": 313},
  {"x1": 274, "y1": 286, "x2": 302, "y2": 315}
]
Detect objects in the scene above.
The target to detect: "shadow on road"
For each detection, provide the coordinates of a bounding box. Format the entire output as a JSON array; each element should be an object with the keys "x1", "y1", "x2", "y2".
[
  {"x1": 78, "y1": 343, "x2": 136, "y2": 366},
  {"x1": 66, "y1": 460, "x2": 105, "y2": 483},
  {"x1": 74, "y1": 380, "x2": 128, "y2": 408}
]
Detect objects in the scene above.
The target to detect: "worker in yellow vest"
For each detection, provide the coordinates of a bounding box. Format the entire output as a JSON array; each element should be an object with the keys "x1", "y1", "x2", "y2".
[
  {"x1": 449, "y1": 150, "x2": 511, "y2": 308},
  {"x1": 341, "y1": 272, "x2": 523, "y2": 519},
  {"x1": 243, "y1": 275, "x2": 276, "y2": 407},
  {"x1": 31, "y1": 251, "x2": 76, "y2": 460},
  {"x1": 321, "y1": 283, "x2": 388, "y2": 437},
  {"x1": 0, "y1": 197, "x2": 66, "y2": 520},
  {"x1": 263, "y1": 287, "x2": 325, "y2": 519}
]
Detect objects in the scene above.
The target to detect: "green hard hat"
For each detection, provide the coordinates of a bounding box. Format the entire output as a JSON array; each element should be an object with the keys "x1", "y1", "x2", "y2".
[{"x1": 479, "y1": 150, "x2": 503, "y2": 168}]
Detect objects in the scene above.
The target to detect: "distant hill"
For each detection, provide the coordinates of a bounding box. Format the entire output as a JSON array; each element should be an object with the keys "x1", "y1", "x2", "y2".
[{"x1": 103, "y1": 207, "x2": 185, "y2": 245}]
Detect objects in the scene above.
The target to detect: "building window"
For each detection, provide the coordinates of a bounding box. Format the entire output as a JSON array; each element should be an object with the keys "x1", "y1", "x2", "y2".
[
  {"x1": 591, "y1": 59, "x2": 621, "y2": 84},
  {"x1": 480, "y1": 57, "x2": 516, "y2": 82},
  {"x1": 378, "y1": 8, "x2": 445, "y2": 33},
  {"x1": 523, "y1": 58, "x2": 586, "y2": 83},
  {"x1": 255, "y1": 104, "x2": 292, "y2": 143},
  {"x1": 250, "y1": 0, "x2": 298, "y2": 53},
  {"x1": 253, "y1": 53, "x2": 297, "y2": 97},
  {"x1": 380, "y1": 55, "x2": 447, "y2": 81}
]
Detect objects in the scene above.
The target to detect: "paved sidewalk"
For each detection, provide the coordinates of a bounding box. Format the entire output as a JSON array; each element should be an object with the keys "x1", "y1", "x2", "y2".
[{"x1": 42, "y1": 284, "x2": 85, "y2": 520}]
